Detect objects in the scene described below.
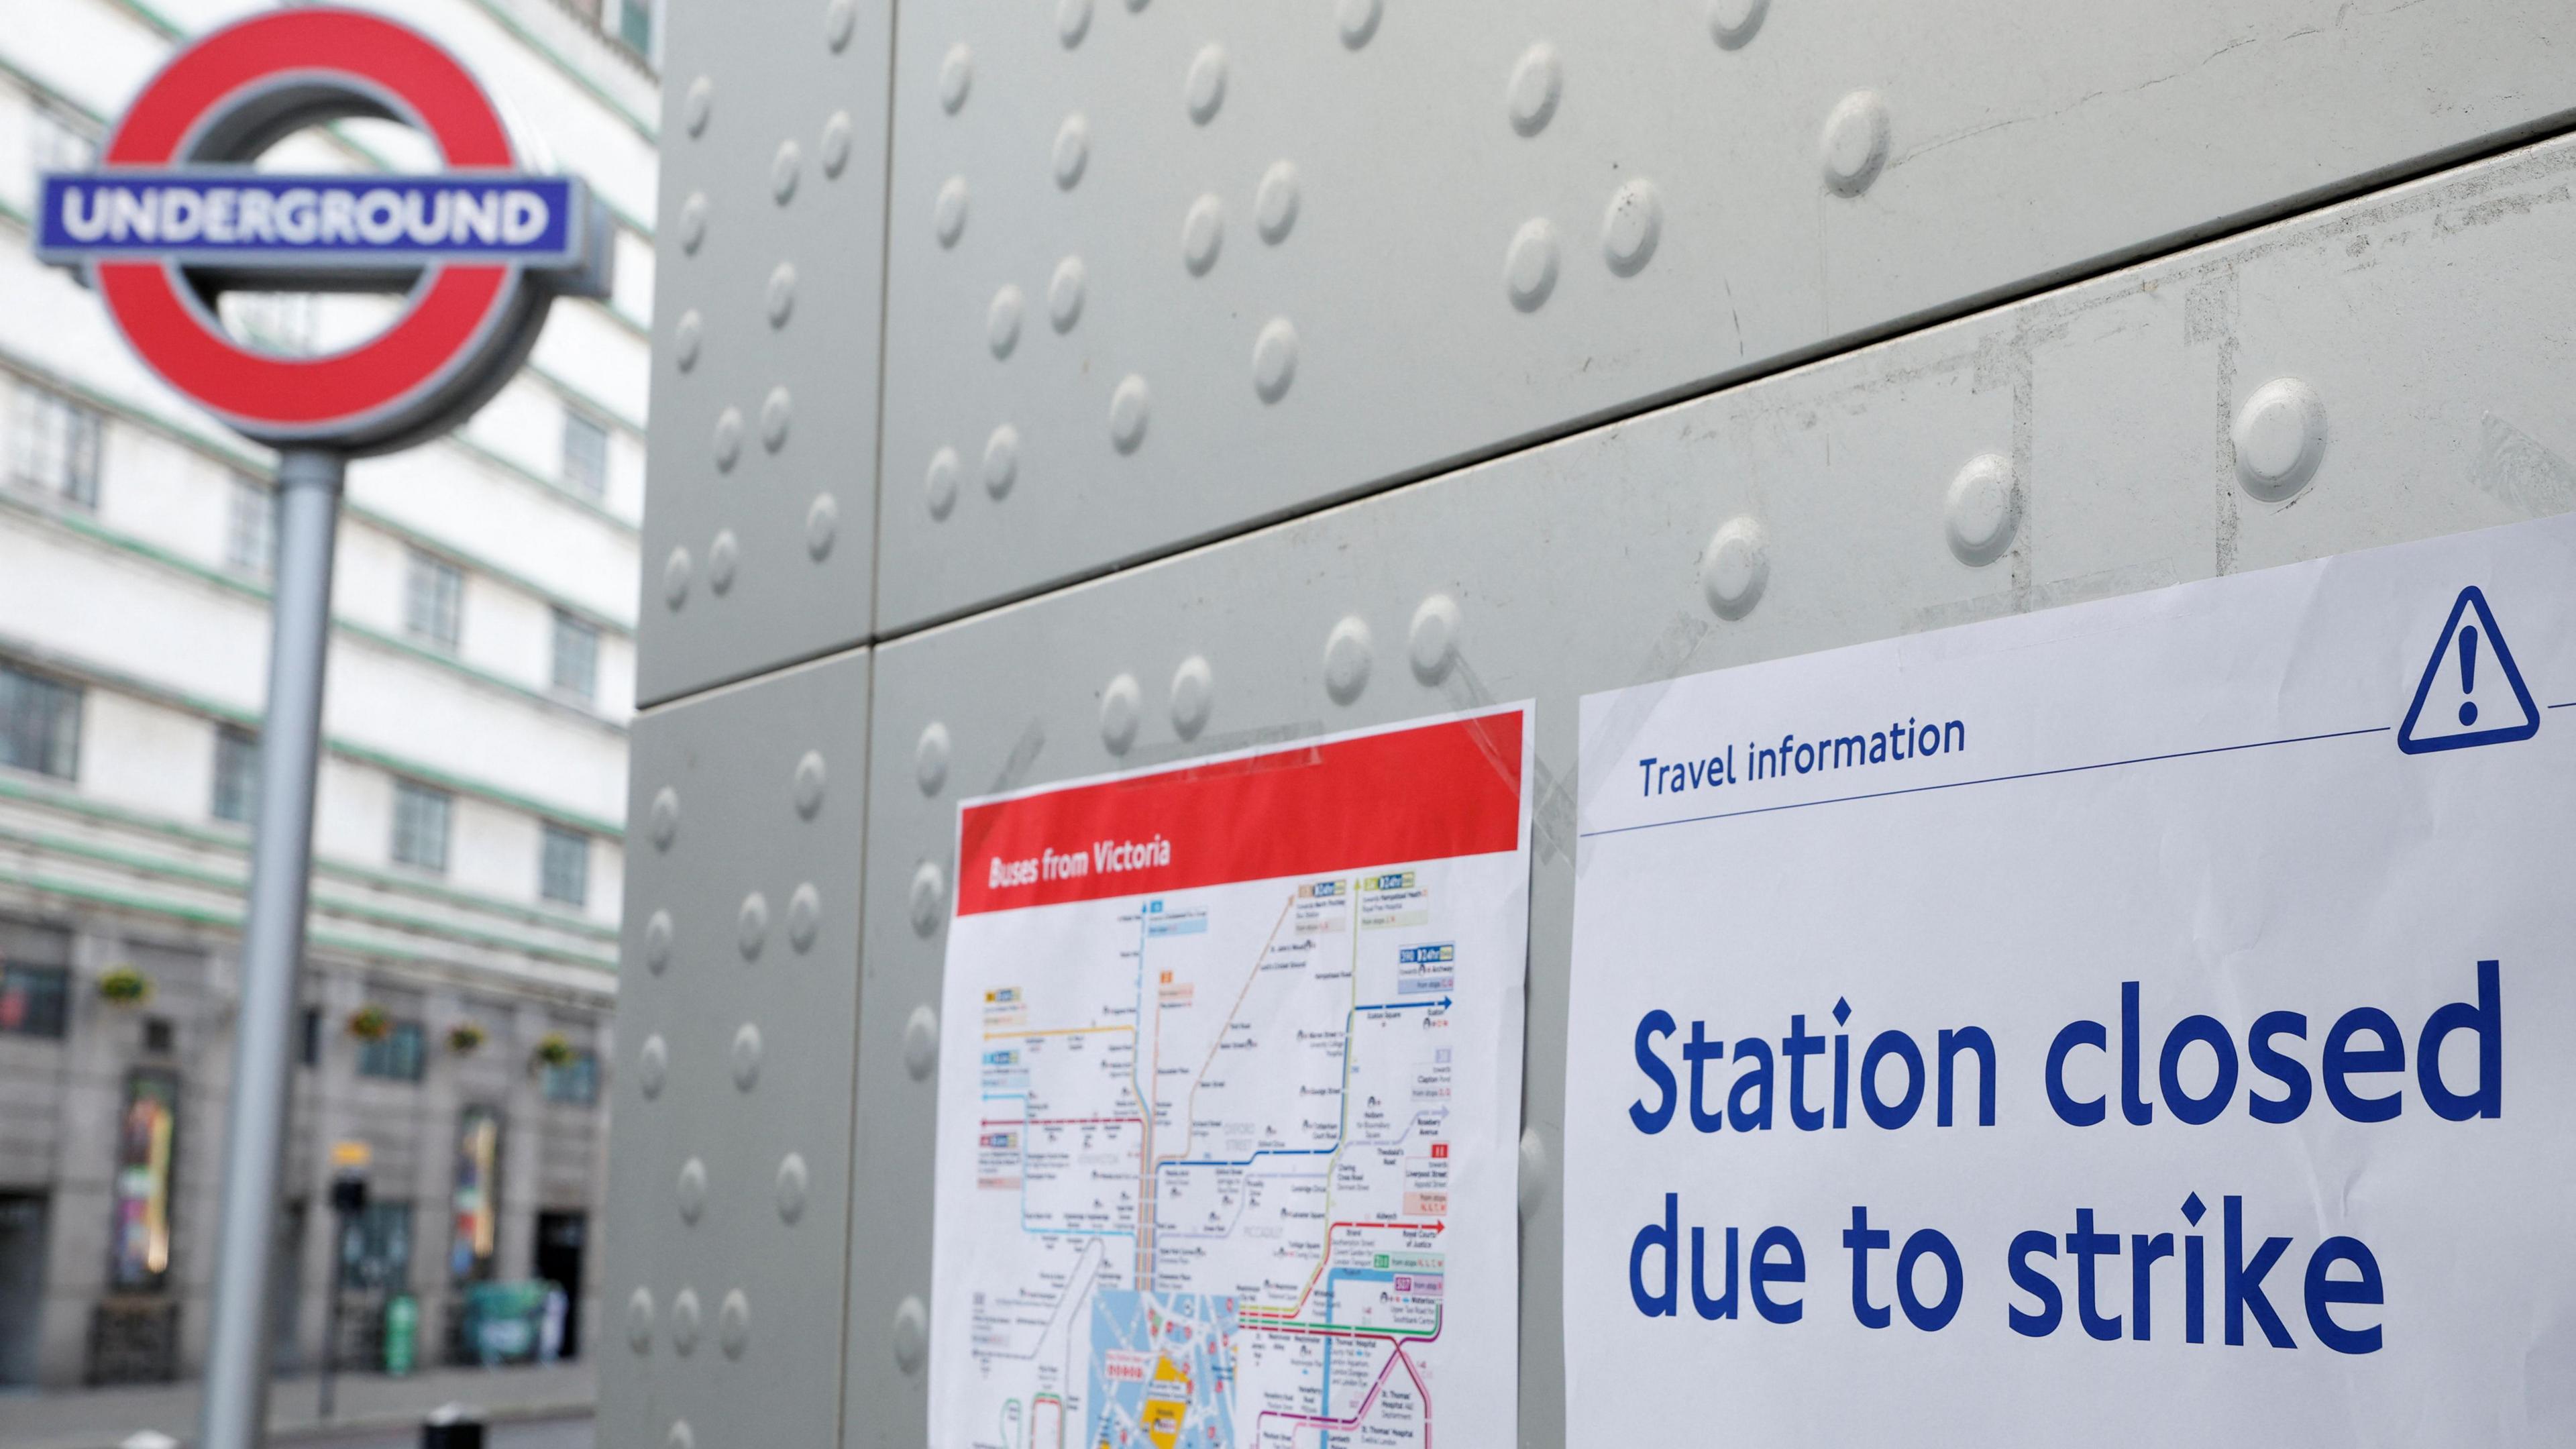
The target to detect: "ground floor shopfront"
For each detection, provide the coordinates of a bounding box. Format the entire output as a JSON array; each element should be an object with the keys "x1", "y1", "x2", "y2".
[{"x1": 0, "y1": 908, "x2": 614, "y2": 1389}]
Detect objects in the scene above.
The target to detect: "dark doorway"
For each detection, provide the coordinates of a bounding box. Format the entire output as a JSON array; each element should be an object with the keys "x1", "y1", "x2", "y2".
[
  {"x1": 533, "y1": 1212, "x2": 586, "y2": 1359},
  {"x1": 268, "y1": 1197, "x2": 306, "y2": 1372},
  {"x1": 0, "y1": 1192, "x2": 48, "y2": 1385}
]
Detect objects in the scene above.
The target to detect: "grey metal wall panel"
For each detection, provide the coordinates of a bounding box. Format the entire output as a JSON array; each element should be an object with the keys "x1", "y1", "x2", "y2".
[
  {"x1": 636, "y1": 0, "x2": 891, "y2": 706},
  {"x1": 598, "y1": 647, "x2": 871, "y2": 1449},
  {"x1": 852, "y1": 136, "x2": 2576, "y2": 1446},
  {"x1": 873, "y1": 0, "x2": 2576, "y2": 631}
]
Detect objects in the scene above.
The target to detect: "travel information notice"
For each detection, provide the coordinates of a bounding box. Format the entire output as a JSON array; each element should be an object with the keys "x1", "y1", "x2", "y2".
[
  {"x1": 1564, "y1": 515, "x2": 2576, "y2": 1444},
  {"x1": 928, "y1": 706, "x2": 1533, "y2": 1449}
]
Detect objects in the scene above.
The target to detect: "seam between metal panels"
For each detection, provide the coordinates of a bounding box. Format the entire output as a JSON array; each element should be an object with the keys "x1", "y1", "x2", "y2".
[
  {"x1": 832, "y1": 645, "x2": 884, "y2": 1449},
  {"x1": 862, "y1": 0, "x2": 906, "y2": 764},
  {"x1": 640, "y1": 106, "x2": 2576, "y2": 710}
]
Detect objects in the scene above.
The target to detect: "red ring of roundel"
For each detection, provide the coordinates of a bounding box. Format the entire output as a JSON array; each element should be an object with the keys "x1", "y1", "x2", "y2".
[{"x1": 96, "y1": 8, "x2": 521, "y2": 435}]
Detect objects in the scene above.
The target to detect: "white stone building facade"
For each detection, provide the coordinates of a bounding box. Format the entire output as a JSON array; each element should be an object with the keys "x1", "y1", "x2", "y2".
[{"x1": 0, "y1": 0, "x2": 654, "y2": 1388}]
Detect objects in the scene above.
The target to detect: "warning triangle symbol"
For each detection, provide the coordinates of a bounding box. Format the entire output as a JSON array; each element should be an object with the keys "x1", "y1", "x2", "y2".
[{"x1": 2397, "y1": 586, "x2": 2541, "y2": 755}]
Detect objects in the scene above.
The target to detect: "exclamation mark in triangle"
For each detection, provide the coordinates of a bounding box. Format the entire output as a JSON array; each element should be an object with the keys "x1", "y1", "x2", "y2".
[{"x1": 2397, "y1": 586, "x2": 2541, "y2": 754}]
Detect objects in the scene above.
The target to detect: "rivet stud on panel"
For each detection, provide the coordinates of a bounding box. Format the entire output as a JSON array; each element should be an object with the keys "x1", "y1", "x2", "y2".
[
  {"x1": 821, "y1": 111, "x2": 852, "y2": 176},
  {"x1": 915, "y1": 722, "x2": 951, "y2": 794},
  {"x1": 1182, "y1": 195, "x2": 1224, "y2": 276},
  {"x1": 625, "y1": 1289, "x2": 655, "y2": 1352},
  {"x1": 983, "y1": 425, "x2": 1020, "y2": 497},
  {"x1": 1518, "y1": 1125, "x2": 1549, "y2": 1218},
  {"x1": 1050, "y1": 257, "x2": 1086, "y2": 331},
  {"x1": 1601, "y1": 180, "x2": 1663, "y2": 276},
  {"x1": 1185, "y1": 45, "x2": 1228, "y2": 125},
  {"x1": 775, "y1": 1153, "x2": 809, "y2": 1222},
  {"x1": 1099, "y1": 673, "x2": 1142, "y2": 753},
  {"x1": 1821, "y1": 90, "x2": 1892, "y2": 197},
  {"x1": 1506, "y1": 219, "x2": 1560, "y2": 311},
  {"x1": 939, "y1": 44, "x2": 973, "y2": 114},
  {"x1": 1699, "y1": 515, "x2": 1771, "y2": 620},
  {"x1": 1255, "y1": 162, "x2": 1299, "y2": 244},
  {"x1": 909, "y1": 861, "x2": 947, "y2": 936},
  {"x1": 1252, "y1": 319, "x2": 1297, "y2": 404},
  {"x1": 1338, "y1": 0, "x2": 1383, "y2": 49},
  {"x1": 806, "y1": 493, "x2": 838, "y2": 559},
  {"x1": 683, "y1": 76, "x2": 712, "y2": 137},
  {"x1": 771, "y1": 140, "x2": 800, "y2": 204},
  {"x1": 824, "y1": 0, "x2": 854, "y2": 51},
  {"x1": 1408, "y1": 594, "x2": 1460, "y2": 684},
  {"x1": 644, "y1": 908, "x2": 674, "y2": 970},
  {"x1": 767, "y1": 262, "x2": 796, "y2": 327},
  {"x1": 677, "y1": 1158, "x2": 707, "y2": 1223},
  {"x1": 738, "y1": 891, "x2": 769, "y2": 959},
  {"x1": 926, "y1": 446, "x2": 961, "y2": 519},
  {"x1": 719, "y1": 1291, "x2": 750, "y2": 1358},
  {"x1": 638, "y1": 1034, "x2": 667, "y2": 1097},
  {"x1": 1169, "y1": 655, "x2": 1214, "y2": 737},
  {"x1": 1507, "y1": 44, "x2": 1562, "y2": 136},
  {"x1": 904, "y1": 1004, "x2": 940, "y2": 1081},
  {"x1": 935, "y1": 177, "x2": 969, "y2": 247},
  {"x1": 679, "y1": 193, "x2": 707, "y2": 254},
  {"x1": 665, "y1": 1422, "x2": 693, "y2": 1449},
  {"x1": 1110, "y1": 377, "x2": 1152, "y2": 453},
  {"x1": 708, "y1": 529, "x2": 738, "y2": 595},
  {"x1": 1324, "y1": 616, "x2": 1374, "y2": 704},
  {"x1": 649, "y1": 787, "x2": 680, "y2": 849},
  {"x1": 1709, "y1": 0, "x2": 1768, "y2": 49},
  {"x1": 787, "y1": 883, "x2": 820, "y2": 951},
  {"x1": 661, "y1": 548, "x2": 690, "y2": 610},
  {"x1": 761, "y1": 387, "x2": 792, "y2": 451},
  {"x1": 1944, "y1": 453, "x2": 2018, "y2": 566},
  {"x1": 794, "y1": 749, "x2": 828, "y2": 818},
  {"x1": 674, "y1": 311, "x2": 702, "y2": 370},
  {"x1": 2233, "y1": 378, "x2": 2328, "y2": 500},
  {"x1": 731, "y1": 1023, "x2": 762, "y2": 1090},
  {"x1": 712, "y1": 407, "x2": 743, "y2": 471},
  {"x1": 1059, "y1": 0, "x2": 1091, "y2": 48},
  {"x1": 1053, "y1": 115, "x2": 1089, "y2": 190},
  {"x1": 670, "y1": 1289, "x2": 702, "y2": 1354},
  {"x1": 894, "y1": 1296, "x2": 929, "y2": 1373},
  {"x1": 988, "y1": 286, "x2": 1024, "y2": 359}
]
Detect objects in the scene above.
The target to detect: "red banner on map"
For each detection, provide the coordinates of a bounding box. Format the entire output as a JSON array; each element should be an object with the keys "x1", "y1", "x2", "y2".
[{"x1": 953, "y1": 709, "x2": 1525, "y2": 916}]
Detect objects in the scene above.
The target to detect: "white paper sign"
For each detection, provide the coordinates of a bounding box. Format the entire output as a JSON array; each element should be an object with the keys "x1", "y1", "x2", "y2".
[
  {"x1": 928, "y1": 706, "x2": 1532, "y2": 1449},
  {"x1": 1564, "y1": 517, "x2": 2576, "y2": 1444}
]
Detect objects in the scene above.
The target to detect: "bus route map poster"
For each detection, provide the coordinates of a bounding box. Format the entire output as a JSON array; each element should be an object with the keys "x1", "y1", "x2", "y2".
[{"x1": 927, "y1": 704, "x2": 1534, "y2": 1449}]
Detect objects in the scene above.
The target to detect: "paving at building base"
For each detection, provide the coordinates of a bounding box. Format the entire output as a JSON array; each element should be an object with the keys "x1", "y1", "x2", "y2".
[{"x1": 0, "y1": 1363, "x2": 591, "y2": 1449}]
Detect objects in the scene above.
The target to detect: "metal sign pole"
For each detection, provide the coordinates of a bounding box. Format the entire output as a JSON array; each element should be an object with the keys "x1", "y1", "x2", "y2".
[{"x1": 198, "y1": 448, "x2": 345, "y2": 1449}]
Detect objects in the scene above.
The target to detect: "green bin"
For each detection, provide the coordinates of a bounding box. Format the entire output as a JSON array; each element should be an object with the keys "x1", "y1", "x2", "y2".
[{"x1": 382, "y1": 1293, "x2": 417, "y2": 1377}]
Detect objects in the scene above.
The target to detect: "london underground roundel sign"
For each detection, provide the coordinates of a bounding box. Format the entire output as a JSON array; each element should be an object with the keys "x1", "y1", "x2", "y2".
[{"x1": 34, "y1": 7, "x2": 609, "y2": 453}]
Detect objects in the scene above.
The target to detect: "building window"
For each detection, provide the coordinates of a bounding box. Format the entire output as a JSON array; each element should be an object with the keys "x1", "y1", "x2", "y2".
[
  {"x1": 541, "y1": 1051, "x2": 599, "y2": 1106},
  {"x1": 301, "y1": 1006, "x2": 322, "y2": 1068},
  {"x1": 615, "y1": 0, "x2": 653, "y2": 56},
  {"x1": 449, "y1": 1106, "x2": 502, "y2": 1283},
  {"x1": 549, "y1": 610, "x2": 600, "y2": 702},
  {"x1": 8, "y1": 383, "x2": 102, "y2": 508},
  {"x1": 539, "y1": 824, "x2": 590, "y2": 907},
  {"x1": 211, "y1": 726, "x2": 260, "y2": 823},
  {"x1": 0, "y1": 965, "x2": 68, "y2": 1039},
  {"x1": 390, "y1": 782, "x2": 451, "y2": 873},
  {"x1": 341, "y1": 1199, "x2": 414, "y2": 1293},
  {"x1": 225, "y1": 475, "x2": 275, "y2": 578},
  {"x1": 28, "y1": 97, "x2": 97, "y2": 182},
  {"x1": 402, "y1": 550, "x2": 464, "y2": 651},
  {"x1": 218, "y1": 292, "x2": 319, "y2": 357},
  {"x1": 0, "y1": 663, "x2": 82, "y2": 780},
  {"x1": 561, "y1": 410, "x2": 610, "y2": 499},
  {"x1": 109, "y1": 1069, "x2": 180, "y2": 1291},
  {"x1": 356, "y1": 1019, "x2": 427, "y2": 1082}
]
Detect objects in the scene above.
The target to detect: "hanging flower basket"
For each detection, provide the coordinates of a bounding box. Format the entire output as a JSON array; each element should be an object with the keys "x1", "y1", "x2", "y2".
[
  {"x1": 446, "y1": 1020, "x2": 486, "y2": 1055},
  {"x1": 531, "y1": 1031, "x2": 578, "y2": 1070},
  {"x1": 97, "y1": 966, "x2": 154, "y2": 1006},
  {"x1": 346, "y1": 1004, "x2": 393, "y2": 1041}
]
